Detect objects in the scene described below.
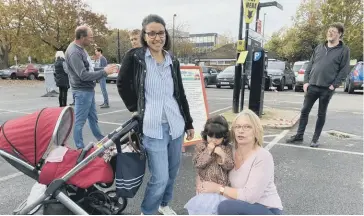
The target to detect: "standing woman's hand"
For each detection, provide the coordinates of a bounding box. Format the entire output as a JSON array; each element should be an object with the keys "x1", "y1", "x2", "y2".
[{"x1": 186, "y1": 129, "x2": 195, "y2": 141}]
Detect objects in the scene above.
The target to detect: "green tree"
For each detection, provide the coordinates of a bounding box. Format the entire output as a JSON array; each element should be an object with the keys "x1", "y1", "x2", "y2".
[
  {"x1": 264, "y1": 31, "x2": 285, "y2": 59},
  {"x1": 265, "y1": 0, "x2": 363, "y2": 63},
  {"x1": 101, "y1": 29, "x2": 132, "y2": 63},
  {"x1": 0, "y1": 0, "x2": 28, "y2": 68},
  {"x1": 26, "y1": 0, "x2": 109, "y2": 51}
]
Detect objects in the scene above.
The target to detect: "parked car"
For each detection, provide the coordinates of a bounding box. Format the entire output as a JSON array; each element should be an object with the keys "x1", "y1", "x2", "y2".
[
  {"x1": 16, "y1": 64, "x2": 40, "y2": 80},
  {"x1": 344, "y1": 61, "x2": 363, "y2": 94},
  {"x1": 198, "y1": 66, "x2": 219, "y2": 87},
  {"x1": 292, "y1": 60, "x2": 309, "y2": 91},
  {"x1": 106, "y1": 64, "x2": 121, "y2": 83},
  {"x1": 216, "y1": 66, "x2": 235, "y2": 88},
  {"x1": 265, "y1": 60, "x2": 295, "y2": 91},
  {"x1": 216, "y1": 65, "x2": 249, "y2": 89},
  {"x1": 0, "y1": 65, "x2": 19, "y2": 79}
]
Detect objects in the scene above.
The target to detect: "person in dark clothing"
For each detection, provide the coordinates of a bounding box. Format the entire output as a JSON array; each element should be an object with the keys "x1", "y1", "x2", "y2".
[
  {"x1": 95, "y1": 47, "x2": 110, "y2": 108},
  {"x1": 54, "y1": 53, "x2": 70, "y2": 107},
  {"x1": 286, "y1": 22, "x2": 351, "y2": 148}
]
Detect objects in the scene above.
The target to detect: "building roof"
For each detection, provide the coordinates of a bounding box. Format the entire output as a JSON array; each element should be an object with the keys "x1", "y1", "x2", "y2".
[
  {"x1": 198, "y1": 43, "x2": 237, "y2": 60},
  {"x1": 190, "y1": 33, "x2": 218, "y2": 37}
]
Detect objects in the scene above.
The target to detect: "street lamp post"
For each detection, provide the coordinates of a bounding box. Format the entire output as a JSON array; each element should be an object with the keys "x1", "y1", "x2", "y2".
[
  {"x1": 262, "y1": 13, "x2": 267, "y2": 46},
  {"x1": 117, "y1": 29, "x2": 121, "y2": 63},
  {"x1": 172, "y1": 14, "x2": 177, "y2": 55}
]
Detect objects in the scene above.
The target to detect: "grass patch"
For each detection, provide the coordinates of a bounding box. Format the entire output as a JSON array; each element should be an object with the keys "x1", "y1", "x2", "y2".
[{"x1": 327, "y1": 130, "x2": 352, "y2": 139}]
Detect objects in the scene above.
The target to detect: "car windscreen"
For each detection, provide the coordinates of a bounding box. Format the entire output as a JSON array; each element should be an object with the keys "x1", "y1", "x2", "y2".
[
  {"x1": 302, "y1": 62, "x2": 309, "y2": 70},
  {"x1": 268, "y1": 61, "x2": 285, "y2": 70},
  {"x1": 293, "y1": 64, "x2": 303, "y2": 72},
  {"x1": 221, "y1": 66, "x2": 235, "y2": 74}
]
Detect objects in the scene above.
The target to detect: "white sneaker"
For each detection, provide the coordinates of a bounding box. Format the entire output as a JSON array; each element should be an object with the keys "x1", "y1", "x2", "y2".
[{"x1": 158, "y1": 206, "x2": 177, "y2": 215}]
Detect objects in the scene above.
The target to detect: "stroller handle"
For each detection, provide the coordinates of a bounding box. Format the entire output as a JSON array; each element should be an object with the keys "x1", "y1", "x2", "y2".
[
  {"x1": 111, "y1": 118, "x2": 139, "y2": 145},
  {"x1": 100, "y1": 114, "x2": 141, "y2": 142}
]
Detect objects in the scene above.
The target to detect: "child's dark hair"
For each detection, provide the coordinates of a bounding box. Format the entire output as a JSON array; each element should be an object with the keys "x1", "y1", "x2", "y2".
[{"x1": 201, "y1": 115, "x2": 230, "y2": 146}]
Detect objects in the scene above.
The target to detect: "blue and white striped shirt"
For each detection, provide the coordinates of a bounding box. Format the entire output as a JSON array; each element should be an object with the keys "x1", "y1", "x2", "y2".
[{"x1": 143, "y1": 48, "x2": 185, "y2": 140}]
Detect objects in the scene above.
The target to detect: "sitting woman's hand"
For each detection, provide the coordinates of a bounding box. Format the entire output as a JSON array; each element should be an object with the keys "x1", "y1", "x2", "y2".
[{"x1": 199, "y1": 181, "x2": 220, "y2": 194}]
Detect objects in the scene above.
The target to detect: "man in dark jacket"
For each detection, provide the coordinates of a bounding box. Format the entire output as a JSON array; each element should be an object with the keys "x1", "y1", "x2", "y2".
[
  {"x1": 286, "y1": 22, "x2": 350, "y2": 147},
  {"x1": 54, "y1": 53, "x2": 69, "y2": 107}
]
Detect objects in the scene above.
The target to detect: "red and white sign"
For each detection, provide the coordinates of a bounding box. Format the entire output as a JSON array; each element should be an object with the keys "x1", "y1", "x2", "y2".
[{"x1": 257, "y1": 19, "x2": 262, "y2": 34}]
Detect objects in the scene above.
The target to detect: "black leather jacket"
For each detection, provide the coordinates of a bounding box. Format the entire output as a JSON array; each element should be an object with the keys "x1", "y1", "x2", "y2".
[
  {"x1": 54, "y1": 57, "x2": 69, "y2": 88},
  {"x1": 116, "y1": 47, "x2": 194, "y2": 131}
]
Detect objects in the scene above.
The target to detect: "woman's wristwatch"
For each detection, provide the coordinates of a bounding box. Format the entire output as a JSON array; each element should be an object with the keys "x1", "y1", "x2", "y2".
[{"x1": 219, "y1": 186, "x2": 225, "y2": 195}]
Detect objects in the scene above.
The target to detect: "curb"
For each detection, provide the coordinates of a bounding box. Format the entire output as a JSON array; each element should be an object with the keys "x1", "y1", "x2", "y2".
[{"x1": 263, "y1": 113, "x2": 301, "y2": 129}]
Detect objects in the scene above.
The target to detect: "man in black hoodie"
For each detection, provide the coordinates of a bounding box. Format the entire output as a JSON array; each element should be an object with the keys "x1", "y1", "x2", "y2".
[{"x1": 286, "y1": 22, "x2": 350, "y2": 147}]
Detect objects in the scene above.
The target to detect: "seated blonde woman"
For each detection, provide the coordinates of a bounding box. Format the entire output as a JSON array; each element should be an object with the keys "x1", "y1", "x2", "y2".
[{"x1": 198, "y1": 109, "x2": 283, "y2": 215}]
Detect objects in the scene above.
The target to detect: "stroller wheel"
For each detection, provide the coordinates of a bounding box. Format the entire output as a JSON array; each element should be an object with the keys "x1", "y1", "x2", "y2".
[{"x1": 106, "y1": 191, "x2": 128, "y2": 214}]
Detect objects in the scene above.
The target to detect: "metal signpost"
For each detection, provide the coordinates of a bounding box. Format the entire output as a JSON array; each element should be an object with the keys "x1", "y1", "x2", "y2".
[{"x1": 240, "y1": 0, "x2": 260, "y2": 112}]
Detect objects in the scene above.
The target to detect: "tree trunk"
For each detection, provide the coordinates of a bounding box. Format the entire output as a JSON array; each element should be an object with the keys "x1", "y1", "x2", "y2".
[{"x1": 0, "y1": 45, "x2": 10, "y2": 69}]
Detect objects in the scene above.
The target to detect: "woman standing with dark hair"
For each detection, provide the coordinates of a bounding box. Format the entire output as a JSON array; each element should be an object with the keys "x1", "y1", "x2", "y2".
[{"x1": 117, "y1": 14, "x2": 195, "y2": 215}]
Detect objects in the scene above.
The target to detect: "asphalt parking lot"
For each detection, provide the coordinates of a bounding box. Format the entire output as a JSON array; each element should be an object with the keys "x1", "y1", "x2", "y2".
[{"x1": 0, "y1": 80, "x2": 362, "y2": 215}]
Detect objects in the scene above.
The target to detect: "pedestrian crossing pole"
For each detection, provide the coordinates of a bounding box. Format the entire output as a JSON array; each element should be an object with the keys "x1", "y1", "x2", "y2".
[{"x1": 117, "y1": 29, "x2": 121, "y2": 64}]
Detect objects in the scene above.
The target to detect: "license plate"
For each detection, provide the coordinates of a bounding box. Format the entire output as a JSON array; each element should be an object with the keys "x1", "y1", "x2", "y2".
[{"x1": 221, "y1": 82, "x2": 229, "y2": 85}]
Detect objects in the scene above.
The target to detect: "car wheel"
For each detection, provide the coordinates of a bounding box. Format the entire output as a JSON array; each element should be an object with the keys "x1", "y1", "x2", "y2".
[
  {"x1": 277, "y1": 78, "x2": 285, "y2": 91},
  {"x1": 204, "y1": 79, "x2": 208, "y2": 87},
  {"x1": 348, "y1": 80, "x2": 355, "y2": 94},
  {"x1": 294, "y1": 85, "x2": 300, "y2": 92},
  {"x1": 216, "y1": 85, "x2": 221, "y2": 88},
  {"x1": 28, "y1": 73, "x2": 35, "y2": 80},
  {"x1": 10, "y1": 73, "x2": 16, "y2": 80},
  {"x1": 343, "y1": 80, "x2": 348, "y2": 92}
]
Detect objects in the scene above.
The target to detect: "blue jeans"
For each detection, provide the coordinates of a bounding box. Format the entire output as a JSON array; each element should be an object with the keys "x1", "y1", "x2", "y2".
[
  {"x1": 99, "y1": 77, "x2": 109, "y2": 105},
  {"x1": 217, "y1": 200, "x2": 283, "y2": 215},
  {"x1": 141, "y1": 124, "x2": 184, "y2": 215},
  {"x1": 73, "y1": 91, "x2": 104, "y2": 149}
]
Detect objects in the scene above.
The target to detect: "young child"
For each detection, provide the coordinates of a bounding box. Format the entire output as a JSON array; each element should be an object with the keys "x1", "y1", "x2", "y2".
[{"x1": 184, "y1": 115, "x2": 234, "y2": 215}]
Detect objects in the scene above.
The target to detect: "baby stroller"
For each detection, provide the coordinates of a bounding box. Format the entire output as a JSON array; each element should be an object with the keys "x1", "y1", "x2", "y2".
[{"x1": 0, "y1": 106, "x2": 145, "y2": 215}]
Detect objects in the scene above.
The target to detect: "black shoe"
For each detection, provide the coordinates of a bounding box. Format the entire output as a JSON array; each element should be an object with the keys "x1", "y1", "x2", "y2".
[
  {"x1": 69, "y1": 102, "x2": 75, "y2": 106},
  {"x1": 286, "y1": 135, "x2": 303, "y2": 144},
  {"x1": 100, "y1": 104, "x2": 110, "y2": 108},
  {"x1": 310, "y1": 141, "x2": 320, "y2": 148}
]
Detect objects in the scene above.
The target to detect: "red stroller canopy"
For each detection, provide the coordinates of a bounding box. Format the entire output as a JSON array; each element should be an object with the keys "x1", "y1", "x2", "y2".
[{"x1": 0, "y1": 107, "x2": 74, "y2": 168}]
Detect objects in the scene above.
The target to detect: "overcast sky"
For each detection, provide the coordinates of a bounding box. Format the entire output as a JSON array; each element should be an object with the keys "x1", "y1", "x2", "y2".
[{"x1": 84, "y1": 0, "x2": 301, "y2": 39}]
